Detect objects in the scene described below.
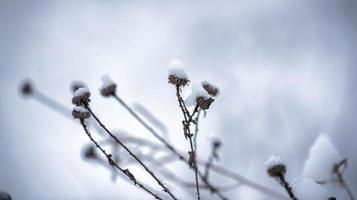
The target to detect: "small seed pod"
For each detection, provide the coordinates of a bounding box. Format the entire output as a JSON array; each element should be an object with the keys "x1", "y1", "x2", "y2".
[
  {"x1": 72, "y1": 106, "x2": 90, "y2": 120},
  {"x1": 267, "y1": 164, "x2": 287, "y2": 178},
  {"x1": 100, "y1": 83, "x2": 116, "y2": 97},
  {"x1": 20, "y1": 80, "x2": 33, "y2": 96},
  {"x1": 202, "y1": 81, "x2": 219, "y2": 97},
  {"x1": 196, "y1": 96, "x2": 214, "y2": 110},
  {"x1": 72, "y1": 87, "x2": 91, "y2": 106},
  {"x1": 168, "y1": 74, "x2": 190, "y2": 87}
]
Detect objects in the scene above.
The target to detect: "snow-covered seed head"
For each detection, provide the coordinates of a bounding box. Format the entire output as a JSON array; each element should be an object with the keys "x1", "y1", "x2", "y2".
[
  {"x1": 202, "y1": 81, "x2": 220, "y2": 97},
  {"x1": 71, "y1": 81, "x2": 87, "y2": 94},
  {"x1": 265, "y1": 155, "x2": 286, "y2": 178},
  {"x1": 168, "y1": 59, "x2": 190, "y2": 87},
  {"x1": 20, "y1": 80, "x2": 34, "y2": 96},
  {"x1": 72, "y1": 87, "x2": 91, "y2": 106},
  {"x1": 72, "y1": 106, "x2": 90, "y2": 120},
  {"x1": 197, "y1": 96, "x2": 214, "y2": 110},
  {"x1": 100, "y1": 75, "x2": 116, "y2": 97}
]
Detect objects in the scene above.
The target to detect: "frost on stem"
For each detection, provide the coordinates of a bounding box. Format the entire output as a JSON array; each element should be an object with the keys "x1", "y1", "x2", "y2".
[
  {"x1": 100, "y1": 75, "x2": 117, "y2": 97},
  {"x1": 72, "y1": 106, "x2": 91, "y2": 120},
  {"x1": 72, "y1": 87, "x2": 91, "y2": 106},
  {"x1": 168, "y1": 59, "x2": 190, "y2": 87}
]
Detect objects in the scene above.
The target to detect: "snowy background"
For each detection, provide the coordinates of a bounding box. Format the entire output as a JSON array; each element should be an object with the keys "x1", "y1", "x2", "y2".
[{"x1": 0, "y1": 0, "x2": 357, "y2": 199}]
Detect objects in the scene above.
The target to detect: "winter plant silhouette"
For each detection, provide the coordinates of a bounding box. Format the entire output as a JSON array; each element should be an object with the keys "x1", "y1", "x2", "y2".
[{"x1": 19, "y1": 59, "x2": 356, "y2": 200}]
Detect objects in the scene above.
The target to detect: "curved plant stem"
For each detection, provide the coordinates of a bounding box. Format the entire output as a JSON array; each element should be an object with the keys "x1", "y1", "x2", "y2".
[
  {"x1": 79, "y1": 119, "x2": 162, "y2": 200},
  {"x1": 84, "y1": 105, "x2": 178, "y2": 200}
]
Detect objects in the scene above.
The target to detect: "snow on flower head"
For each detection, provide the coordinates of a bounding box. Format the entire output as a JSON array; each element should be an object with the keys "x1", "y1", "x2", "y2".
[
  {"x1": 168, "y1": 59, "x2": 189, "y2": 86},
  {"x1": 293, "y1": 178, "x2": 330, "y2": 200},
  {"x1": 72, "y1": 105, "x2": 90, "y2": 119},
  {"x1": 72, "y1": 87, "x2": 91, "y2": 106},
  {"x1": 100, "y1": 75, "x2": 116, "y2": 97},
  {"x1": 265, "y1": 155, "x2": 286, "y2": 178},
  {"x1": 73, "y1": 87, "x2": 90, "y2": 98},
  {"x1": 201, "y1": 81, "x2": 220, "y2": 97},
  {"x1": 302, "y1": 134, "x2": 342, "y2": 181},
  {"x1": 185, "y1": 83, "x2": 211, "y2": 107},
  {"x1": 71, "y1": 81, "x2": 86, "y2": 94},
  {"x1": 265, "y1": 155, "x2": 283, "y2": 170}
]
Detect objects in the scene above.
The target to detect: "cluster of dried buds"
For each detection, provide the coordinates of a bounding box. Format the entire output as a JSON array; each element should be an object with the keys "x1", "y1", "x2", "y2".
[{"x1": 71, "y1": 87, "x2": 91, "y2": 120}]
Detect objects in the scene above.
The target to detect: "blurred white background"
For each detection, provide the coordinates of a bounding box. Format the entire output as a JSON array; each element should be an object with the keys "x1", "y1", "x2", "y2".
[{"x1": 0, "y1": 0, "x2": 356, "y2": 199}]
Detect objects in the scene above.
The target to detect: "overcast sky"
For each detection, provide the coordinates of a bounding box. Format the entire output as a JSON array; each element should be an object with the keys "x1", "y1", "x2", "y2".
[{"x1": 0, "y1": 0, "x2": 356, "y2": 199}]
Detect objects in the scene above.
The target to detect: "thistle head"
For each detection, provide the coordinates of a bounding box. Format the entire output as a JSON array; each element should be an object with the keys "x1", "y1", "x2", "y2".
[
  {"x1": 168, "y1": 59, "x2": 190, "y2": 87},
  {"x1": 265, "y1": 155, "x2": 286, "y2": 178},
  {"x1": 202, "y1": 81, "x2": 220, "y2": 97},
  {"x1": 196, "y1": 96, "x2": 214, "y2": 110},
  {"x1": 72, "y1": 87, "x2": 91, "y2": 106},
  {"x1": 100, "y1": 75, "x2": 116, "y2": 97},
  {"x1": 72, "y1": 106, "x2": 90, "y2": 120}
]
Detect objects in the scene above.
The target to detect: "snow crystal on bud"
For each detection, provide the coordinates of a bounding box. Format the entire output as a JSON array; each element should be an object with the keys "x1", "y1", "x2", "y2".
[
  {"x1": 185, "y1": 83, "x2": 210, "y2": 107},
  {"x1": 265, "y1": 155, "x2": 283, "y2": 170},
  {"x1": 294, "y1": 179, "x2": 329, "y2": 200},
  {"x1": 302, "y1": 134, "x2": 342, "y2": 181},
  {"x1": 73, "y1": 87, "x2": 90, "y2": 98},
  {"x1": 168, "y1": 59, "x2": 188, "y2": 80}
]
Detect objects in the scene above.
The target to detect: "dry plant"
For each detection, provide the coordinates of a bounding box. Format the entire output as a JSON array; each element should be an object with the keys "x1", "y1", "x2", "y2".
[{"x1": 19, "y1": 61, "x2": 355, "y2": 200}]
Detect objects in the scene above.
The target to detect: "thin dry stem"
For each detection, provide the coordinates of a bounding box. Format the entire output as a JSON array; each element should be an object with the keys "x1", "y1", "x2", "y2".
[
  {"x1": 79, "y1": 119, "x2": 162, "y2": 200},
  {"x1": 84, "y1": 105, "x2": 178, "y2": 200},
  {"x1": 175, "y1": 85, "x2": 201, "y2": 200}
]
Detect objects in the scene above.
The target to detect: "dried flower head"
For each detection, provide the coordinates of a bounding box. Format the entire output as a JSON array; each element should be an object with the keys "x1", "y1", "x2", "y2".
[
  {"x1": 72, "y1": 87, "x2": 91, "y2": 106},
  {"x1": 20, "y1": 80, "x2": 34, "y2": 96},
  {"x1": 196, "y1": 96, "x2": 214, "y2": 110},
  {"x1": 265, "y1": 155, "x2": 286, "y2": 178},
  {"x1": 213, "y1": 139, "x2": 222, "y2": 149},
  {"x1": 202, "y1": 81, "x2": 219, "y2": 97},
  {"x1": 100, "y1": 75, "x2": 117, "y2": 97},
  {"x1": 71, "y1": 81, "x2": 87, "y2": 94},
  {"x1": 168, "y1": 59, "x2": 189, "y2": 87},
  {"x1": 82, "y1": 144, "x2": 99, "y2": 161},
  {"x1": 72, "y1": 106, "x2": 90, "y2": 120}
]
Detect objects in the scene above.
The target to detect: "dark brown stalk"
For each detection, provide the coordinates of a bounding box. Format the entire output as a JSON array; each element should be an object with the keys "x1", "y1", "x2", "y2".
[
  {"x1": 278, "y1": 175, "x2": 297, "y2": 200},
  {"x1": 79, "y1": 119, "x2": 162, "y2": 200},
  {"x1": 84, "y1": 105, "x2": 178, "y2": 200},
  {"x1": 175, "y1": 85, "x2": 201, "y2": 200}
]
